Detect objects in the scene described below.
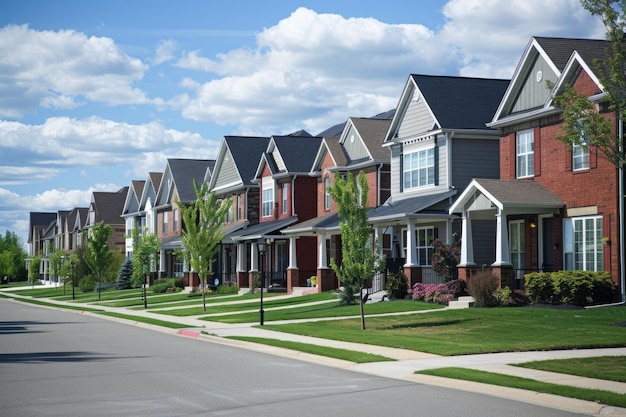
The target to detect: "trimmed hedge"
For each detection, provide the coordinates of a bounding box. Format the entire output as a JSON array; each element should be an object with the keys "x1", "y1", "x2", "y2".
[{"x1": 525, "y1": 271, "x2": 616, "y2": 305}]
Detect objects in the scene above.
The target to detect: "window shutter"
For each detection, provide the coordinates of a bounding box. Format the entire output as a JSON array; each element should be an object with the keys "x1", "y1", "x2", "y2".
[
  {"x1": 434, "y1": 146, "x2": 439, "y2": 186},
  {"x1": 399, "y1": 153, "x2": 404, "y2": 193}
]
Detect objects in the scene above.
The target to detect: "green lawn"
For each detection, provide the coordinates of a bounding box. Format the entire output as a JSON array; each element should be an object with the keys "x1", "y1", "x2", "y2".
[
  {"x1": 418, "y1": 367, "x2": 626, "y2": 408},
  {"x1": 515, "y1": 356, "x2": 626, "y2": 383},
  {"x1": 261, "y1": 306, "x2": 626, "y2": 355},
  {"x1": 226, "y1": 336, "x2": 394, "y2": 363},
  {"x1": 155, "y1": 291, "x2": 341, "y2": 316},
  {"x1": 198, "y1": 299, "x2": 445, "y2": 323}
]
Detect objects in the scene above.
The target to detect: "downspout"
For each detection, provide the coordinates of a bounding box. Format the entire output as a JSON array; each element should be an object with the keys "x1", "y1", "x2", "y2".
[{"x1": 617, "y1": 113, "x2": 626, "y2": 303}]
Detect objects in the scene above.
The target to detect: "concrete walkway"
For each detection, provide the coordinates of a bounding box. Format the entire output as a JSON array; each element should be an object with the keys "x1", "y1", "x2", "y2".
[{"x1": 3, "y1": 287, "x2": 626, "y2": 416}]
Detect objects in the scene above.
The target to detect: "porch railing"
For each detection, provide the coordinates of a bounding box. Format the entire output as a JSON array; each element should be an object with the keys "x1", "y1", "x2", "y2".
[
  {"x1": 367, "y1": 271, "x2": 386, "y2": 295},
  {"x1": 221, "y1": 272, "x2": 238, "y2": 285}
]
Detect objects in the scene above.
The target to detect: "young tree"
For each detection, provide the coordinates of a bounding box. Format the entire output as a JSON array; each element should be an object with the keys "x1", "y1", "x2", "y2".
[
  {"x1": 28, "y1": 255, "x2": 41, "y2": 287},
  {"x1": 553, "y1": 0, "x2": 626, "y2": 301},
  {"x1": 177, "y1": 180, "x2": 231, "y2": 311},
  {"x1": 0, "y1": 231, "x2": 27, "y2": 282},
  {"x1": 329, "y1": 171, "x2": 385, "y2": 330},
  {"x1": 84, "y1": 221, "x2": 113, "y2": 300},
  {"x1": 133, "y1": 229, "x2": 160, "y2": 307},
  {"x1": 116, "y1": 257, "x2": 133, "y2": 290}
]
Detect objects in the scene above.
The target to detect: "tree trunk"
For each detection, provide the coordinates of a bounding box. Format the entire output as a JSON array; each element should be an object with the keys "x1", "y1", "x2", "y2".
[
  {"x1": 359, "y1": 287, "x2": 366, "y2": 330},
  {"x1": 202, "y1": 277, "x2": 207, "y2": 311}
]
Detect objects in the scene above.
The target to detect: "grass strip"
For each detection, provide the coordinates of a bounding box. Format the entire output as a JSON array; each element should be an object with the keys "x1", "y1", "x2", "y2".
[
  {"x1": 201, "y1": 299, "x2": 443, "y2": 323},
  {"x1": 97, "y1": 311, "x2": 193, "y2": 329},
  {"x1": 226, "y1": 336, "x2": 393, "y2": 363},
  {"x1": 417, "y1": 367, "x2": 626, "y2": 408},
  {"x1": 515, "y1": 356, "x2": 626, "y2": 383},
  {"x1": 1, "y1": 294, "x2": 102, "y2": 312},
  {"x1": 156, "y1": 291, "x2": 340, "y2": 316}
]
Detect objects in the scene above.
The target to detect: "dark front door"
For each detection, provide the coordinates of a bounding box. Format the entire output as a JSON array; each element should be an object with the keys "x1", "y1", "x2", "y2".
[{"x1": 542, "y1": 218, "x2": 555, "y2": 271}]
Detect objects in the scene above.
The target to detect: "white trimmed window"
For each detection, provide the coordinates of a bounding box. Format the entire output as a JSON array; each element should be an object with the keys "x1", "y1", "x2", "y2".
[
  {"x1": 509, "y1": 220, "x2": 525, "y2": 271},
  {"x1": 416, "y1": 226, "x2": 435, "y2": 266},
  {"x1": 572, "y1": 141, "x2": 589, "y2": 171},
  {"x1": 516, "y1": 129, "x2": 534, "y2": 178},
  {"x1": 162, "y1": 211, "x2": 168, "y2": 233},
  {"x1": 563, "y1": 216, "x2": 603, "y2": 271},
  {"x1": 282, "y1": 183, "x2": 288, "y2": 214},
  {"x1": 403, "y1": 148, "x2": 435, "y2": 190},
  {"x1": 262, "y1": 177, "x2": 274, "y2": 218},
  {"x1": 324, "y1": 177, "x2": 331, "y2": 210},
  {"x1": 173, "y1": 209, "x2": 179, "y2": 231}
]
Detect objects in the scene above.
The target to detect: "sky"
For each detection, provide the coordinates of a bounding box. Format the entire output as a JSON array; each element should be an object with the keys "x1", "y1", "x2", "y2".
[{"x1": 0, "y1": 0, "x2": 606, "y2": 250}]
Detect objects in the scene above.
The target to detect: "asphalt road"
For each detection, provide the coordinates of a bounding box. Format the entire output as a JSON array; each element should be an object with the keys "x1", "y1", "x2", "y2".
[{"x1": 0, "y1": 299, "x2": 588, "y2": 417}]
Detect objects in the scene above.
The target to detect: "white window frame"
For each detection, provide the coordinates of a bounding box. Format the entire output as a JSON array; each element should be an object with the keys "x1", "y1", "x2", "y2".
[
  {"x1": 509, "y1": 220, "x2": 525, "y2": 270},
  {"x1": 173, "y1": 208, "x2": 179, "y2": 231},
  {"x1": 516, "y1": 129, "x2": 534, "y2": 178},
  {"x1": 282, "y1": 183, "x2": 288, "y2": 214},
  {"x1": 162, "y1": 211, "x2": 168, "y2": 233},
  {"x1": 403, "y1": 148, "x2": 435, "y2": 190},
  {"x1": 572, "y1": 141, "x2": 589, "y2": 171},
  {"x1": 262, "y1": 177, "x2": 274, "y2": 218},
  {"x1": 324, "y1": 177, "x2": 331, "y2": 210},
  {"x1": 402, "y1": 226, "x2": 435, "y2": 266},
  {"x1": 563, "y1": 216, "x2": 603, "y2": 271}
]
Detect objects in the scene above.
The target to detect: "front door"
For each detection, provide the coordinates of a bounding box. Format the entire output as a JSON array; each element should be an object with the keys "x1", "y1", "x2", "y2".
[{"x1": 542, "y1": 217, "x2": 555, "y2": 271}]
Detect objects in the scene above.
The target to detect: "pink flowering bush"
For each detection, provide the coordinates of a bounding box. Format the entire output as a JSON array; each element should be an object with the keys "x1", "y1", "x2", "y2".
[{"x1": 411, "y1": 283, "x2": 454, "y2": 305}]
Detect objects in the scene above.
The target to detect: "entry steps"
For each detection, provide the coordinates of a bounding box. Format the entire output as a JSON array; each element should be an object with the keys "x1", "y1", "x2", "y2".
[{"x1": 448, "y1": 296, "x2": 475, "y2": 309}]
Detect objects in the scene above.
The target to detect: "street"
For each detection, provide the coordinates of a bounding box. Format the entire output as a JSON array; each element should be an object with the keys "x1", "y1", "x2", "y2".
[{"x1": 0, "y1": 299, "x2": 587, "y2": 417}]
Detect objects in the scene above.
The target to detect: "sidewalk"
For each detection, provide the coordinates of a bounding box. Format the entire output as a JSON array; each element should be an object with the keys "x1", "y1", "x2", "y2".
[{"x1": 3, "y1": 287, "x2": 626, "y2": 416}]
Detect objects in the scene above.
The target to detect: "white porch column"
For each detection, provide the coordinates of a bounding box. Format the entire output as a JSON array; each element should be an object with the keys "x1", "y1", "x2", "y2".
[
  {"x1": 250, "y1": 242, "x2": 259, "y2": 272},
  {"x1": 374, "y1": 227, "x2": 383, "y2": 267},
  {"x1": 159, "y1": 250, "x2": 165, "y2": 273},
  {"x1": 236, "y1": 243, "x2": 246, "y2": 273},
  {"x1": 459, "y1": 211, "x2": 475, "y2": 266},
  {"x1": 404, "y1": 222, "x2": 417, "y2": 267},
  {"x1": 493, "y1": 209, "x2": 511, "y2": 266},
  {"x1": 288, "y1": 237, "x2": 298, "y2": 269},
  {"x1": 318, "y1": 233, "x2": 327, "y2": 269}
]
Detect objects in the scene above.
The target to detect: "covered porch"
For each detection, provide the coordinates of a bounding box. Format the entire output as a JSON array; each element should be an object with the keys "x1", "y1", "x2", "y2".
[{"x1": 449, "y1": 178, "x2": 564, "y2": 289}]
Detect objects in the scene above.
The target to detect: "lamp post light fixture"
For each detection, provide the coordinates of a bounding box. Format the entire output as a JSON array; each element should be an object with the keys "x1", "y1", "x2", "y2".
[
  {"x1": 71, "y1": 260, "x2": 75, "y2": 301},
  {"x1": 257, "y1": 240, "x2": 266, "y2": 326}
]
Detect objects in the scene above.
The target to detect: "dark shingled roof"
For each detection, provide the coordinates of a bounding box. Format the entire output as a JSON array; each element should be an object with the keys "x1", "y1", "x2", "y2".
[
  {"x1": 167, "y1": 159, "x2": 214, "y2": 203},
  {"x1": 411, "y1": 74, "x2": 510, "y2": 129},
  {"x1": 472, "y1": 178, "x2": 564, "y2": 207},
  {"x1": 368, "y1": 190, "x2": 457, "y2": 221},
  {"x1": 316, "y1": 109, "x2": 395, "y2": 138},
  {"x1": 92, "y1": 187, "x2": 128, "y2": 225},
  {"x1": 349, "y1": 117, "x2": 392, "y2": 161},
  {"x1": 271, "y1": 135, "x2": 323, "y2": 172},
  {"x1": 534, "y1": 37, "x2": 610, "y2": 72},
  {"x1": 224, "y1": 136, "x2": 270, "y2": 186},
  {"x1": 28, "y1": 212, "x2": 56, "y2": 242}
]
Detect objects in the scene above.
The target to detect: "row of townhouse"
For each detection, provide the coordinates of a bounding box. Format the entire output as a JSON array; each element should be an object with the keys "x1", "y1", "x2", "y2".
[
  {"x1": 27, "y1": 188, "x2": 128, "y2": 282},
  {"x1": 28, "y1": 35, "x2": 625, "y2": 300}
]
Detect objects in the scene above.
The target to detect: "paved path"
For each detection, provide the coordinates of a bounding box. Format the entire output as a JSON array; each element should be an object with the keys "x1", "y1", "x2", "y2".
[{"x1": 3, "y1": 287, "x2": 626, "y2": 416}]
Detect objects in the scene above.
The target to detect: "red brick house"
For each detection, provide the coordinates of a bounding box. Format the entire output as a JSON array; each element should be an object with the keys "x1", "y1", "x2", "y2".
[{"x1": 450, "y1": 36, "x2": 624, "y2": 300}]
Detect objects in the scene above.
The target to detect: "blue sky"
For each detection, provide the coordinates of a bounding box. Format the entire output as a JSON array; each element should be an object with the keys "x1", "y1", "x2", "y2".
[{"x1": 0, "y1": 0, "x2": 605, "y2": 250}]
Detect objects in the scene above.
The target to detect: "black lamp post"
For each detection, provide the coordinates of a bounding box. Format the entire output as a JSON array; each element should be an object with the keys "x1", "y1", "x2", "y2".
[
  {"x1": 71, "y1": 260, "x2": 75, "y2": 300},
  {"x1": 257, "y1": 241, "x2": 266, "y2": 325}
]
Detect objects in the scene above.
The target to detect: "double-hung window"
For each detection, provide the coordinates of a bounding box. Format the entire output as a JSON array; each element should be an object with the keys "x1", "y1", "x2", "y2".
[
  {"x1": 162, "y1": 211, "x2": 168, "y2": 233},
  {"x1": 563, "y1": 216, "x2": 603, "y2": 271},
  {"x1": 572, "y1": 140, "x2": 589, "y2": 171},
  {"x1": 403, "y1": 148, "x2": 435, "y2": 190},
  {"x1": 282, "y1": 183, "x2": 288, "y2": 214},
  {"x1": 324, "y1": 177, "x2": 331, "y2": 210},
  {"x1": 516, "y1": 129, "x2": 534, "y2": 178},
  {"x1": 262, "y1": 178, "x2": 274, "y2": 218},
  {"x1": 416, "y1": 226, "x2": 435, "y2": 266}
]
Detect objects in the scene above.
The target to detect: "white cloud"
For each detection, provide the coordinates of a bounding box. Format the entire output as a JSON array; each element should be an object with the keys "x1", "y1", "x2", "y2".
[
  {"x1": 439, "y1": 0, "x2": 605, "y2": 77},
  {"x1": 154, "y1": 39, "x2": 178, "y2": 65},
  {"x1": 0, "y1": 24, "x2": 152, "y2": 117},
  {"x1": 0, "y1": 117, "x2": 220, "y2": 183},
  {"x1": 169, "y1": 2, "x2": 604, "y2": 135}
]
